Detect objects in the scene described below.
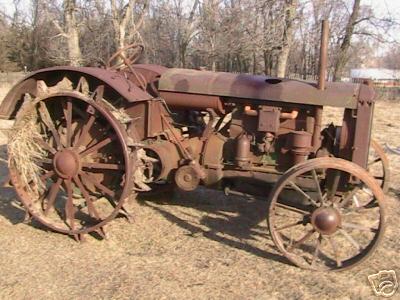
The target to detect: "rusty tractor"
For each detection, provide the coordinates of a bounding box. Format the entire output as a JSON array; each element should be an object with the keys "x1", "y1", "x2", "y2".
[{"x1": 0, "y1": 21, "x2": 390, "y2": 271}]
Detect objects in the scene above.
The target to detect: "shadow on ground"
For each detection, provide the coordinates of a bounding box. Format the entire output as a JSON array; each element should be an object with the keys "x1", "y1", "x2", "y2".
[
  {"x1": 139, "y1": 187, "x2": 290, "y2": 266},
  {"x1": 0, "y1": 144, "x2": 26, "y2": 225},
  {"x1": 0, "y1": 137, "x2": 289, "y2": 265}
]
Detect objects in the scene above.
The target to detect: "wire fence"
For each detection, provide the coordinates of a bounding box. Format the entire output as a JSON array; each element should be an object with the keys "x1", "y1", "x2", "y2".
[{"x1": 375, "y1": 87, "x2": 400, "y2": 101}]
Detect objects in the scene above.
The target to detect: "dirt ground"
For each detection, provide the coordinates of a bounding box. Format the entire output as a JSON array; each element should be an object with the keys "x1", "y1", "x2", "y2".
[{"x1": 0, "y1": 86, "x2": 399, "y2": 299}]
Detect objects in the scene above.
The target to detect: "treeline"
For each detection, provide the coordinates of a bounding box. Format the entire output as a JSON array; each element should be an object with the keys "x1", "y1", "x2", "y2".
[{"x1": 0, "y1": 0, "x2": 398, "y2": 81}]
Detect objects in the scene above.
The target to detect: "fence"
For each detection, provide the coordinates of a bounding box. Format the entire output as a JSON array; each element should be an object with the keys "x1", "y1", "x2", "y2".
[{"x1": 375, "y1": 86, "x2": 400, "y2": 101}]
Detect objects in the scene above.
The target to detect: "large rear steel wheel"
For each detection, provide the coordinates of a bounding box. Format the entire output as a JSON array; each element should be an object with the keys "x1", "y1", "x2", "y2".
[
  {"x1": 267, "y1": 157, "x2": 386, "y2": 271},
  {"x1": 8, "y1": 79, "x2": 133, "y2": 239}
]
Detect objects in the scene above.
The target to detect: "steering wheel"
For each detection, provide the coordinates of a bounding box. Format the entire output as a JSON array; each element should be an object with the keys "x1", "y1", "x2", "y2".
[{"x1": 107, "y1": 44, "x2": 144, "y2": 71}]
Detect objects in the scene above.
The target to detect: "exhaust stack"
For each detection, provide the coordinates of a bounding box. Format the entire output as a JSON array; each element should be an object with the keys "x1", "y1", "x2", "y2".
[{"x1": 318, "y1": 20, "x2": 329, "y2": 90}]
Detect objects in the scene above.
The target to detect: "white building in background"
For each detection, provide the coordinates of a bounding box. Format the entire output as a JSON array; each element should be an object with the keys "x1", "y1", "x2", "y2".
[{"x1": 350, "y1": 68, "x2": 400, "y2": 87}]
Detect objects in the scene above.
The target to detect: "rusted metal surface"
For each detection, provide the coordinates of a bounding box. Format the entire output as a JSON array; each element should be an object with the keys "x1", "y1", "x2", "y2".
[
  {"x1": 159, "y1": 91, "x2": 225, "y2": 115},
  {"x1": 175, "y1": 165, "x2": 201, "y2": 191},
  {"x1": 106, "y1": 43, "x2": 145, "y2": 71},
  {"x1": 0, "y1": 66, "x2": 153, "y2": 119},
  {"x1": 312, "y1": 106, "x2": 323, "y2": 152},
  {"x1": 288, "y1": 131, "x2": 312, "y2": 165},
  {"x1": 235, "y1": 134, "x2": 251, "y2": 166},
  {"x1": 159, "y1": 68, "x2": 364, "y2": 109},
  {"x1": 3, "y1": 21, "x2": 388, "y2": 271},
  {"x1": 351, "y1": 83, "x2": 375, "y2": 168},
  {"x1": 257, "y1": 106, "x2": 280, "y2": 132}
]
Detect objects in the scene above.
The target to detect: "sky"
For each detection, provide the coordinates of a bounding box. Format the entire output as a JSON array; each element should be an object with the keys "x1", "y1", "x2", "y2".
[{"x1": 365, "y1": 0, "x2": 400, "y2": 42}]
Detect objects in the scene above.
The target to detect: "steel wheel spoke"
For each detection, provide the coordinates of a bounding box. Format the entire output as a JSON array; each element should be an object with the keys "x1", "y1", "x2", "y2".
[
  {"x1": 38, "y1": 102, "x2": 62, "y2": 150},
  {"x1": 64, "y1": 179, "x2": 75, "y2": 231},
  {"x1": 63, "y1": 99, "x2": 73, "y2": 147},
  {"x1": 44, "y1": 177, "x2": 62, "y2": 215},
  {"x1": 288, "y1": 180, "x2": 319, "y2": 207},
  {"x1": 276, "y1": 202, "x2": 309, "y2": 215},
  {"x1": 33, "y1": 137, "x2": 56, "y2": 155},
  {"x1": 287, "y1": 230, "x2": 315, "y2": 251},
  {"x1": 368, "y1": 157, "x2": 381, "y2": 166},
  {"x1": 311, "y1": 234, "x2": 322, "y2": 267},
  {"x1": 80, "y1": 136, "x2": 115, "y2": 157},
  {"x1": 327, "y1": 236, "x2": 342, "y2": 267},
  {"x1": 82, "y1": 162, "x2": 124, "y2": 171},
  {"x1": 341, "y1": 222, "x2": 378, "y2": 233},
  {"x1": 80, "y1": 172, "x2": 115, "y2": 198},
  {"x1": 311, "y1": 169, "x2": 324, "y2": 204},
  {"x1": 73, "y1": 175, "x2": 101, "y2": 220},
  {"x1": 343, "y1": 201, "x2": 379, "y2": 215},
  {"x1": 339, "y1": 186, "x2": 361, "y2": 208},
  {"x1": 74, "y1": 114, "x2": 95, "y2": 149},
  {"x1": 339, "y1": 229, "x2": 362, "y2": 251},
  {"x1": 275, "y1": 220, "x2": 304, "y2": 231}
]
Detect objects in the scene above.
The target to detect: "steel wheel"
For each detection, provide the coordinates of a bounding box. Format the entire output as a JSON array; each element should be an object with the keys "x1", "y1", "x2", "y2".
[
  {"x1": 368, "y1": 139, "x2": 390, "y2": 193},
  {"x1": 8, "y1": 80, "x2": 133, "y2": 239},
  {"x1": 267, "y1": 157, "x2": 386, "y2": 271}
]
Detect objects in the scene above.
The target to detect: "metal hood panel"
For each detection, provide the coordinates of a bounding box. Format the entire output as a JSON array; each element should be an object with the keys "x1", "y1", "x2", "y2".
[{"x1": 159, "y1": 68, "x2": 364, "y2": 109}]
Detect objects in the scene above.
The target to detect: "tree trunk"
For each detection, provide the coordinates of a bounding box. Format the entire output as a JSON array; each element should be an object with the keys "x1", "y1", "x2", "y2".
[
  {"x1": 333, "y1": 0, "x2": 361, "y2": 81},
  {"x1": 110, "y1": 0, "x2": 148, "y2": 58},
  {"x1": 64, "y1": 0, "x2": 82, "y2": 66},
  {"x1": 275, "y1": 0, "x2": 298, "y2": 77},
  {"x1": 276, "y1": 46, "x2": 291, "y2": 77},
  {"x1": 252, "y1": 51, "x2": 257, "y2": 74},
  {"x1": 264, "y1": 50, "x2": 272, "y2": 75},
  {"x1": 179, "y1": 43, "x2": 187, "y2": 68}
]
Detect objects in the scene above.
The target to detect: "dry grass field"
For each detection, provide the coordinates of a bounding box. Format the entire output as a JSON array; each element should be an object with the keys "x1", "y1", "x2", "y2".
[{"x1": 0, "y1": 82, "x2": 399, "y2": 299}]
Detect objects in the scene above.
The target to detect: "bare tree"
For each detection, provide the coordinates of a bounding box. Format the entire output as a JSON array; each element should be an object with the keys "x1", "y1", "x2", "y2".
[
  {"x1": 333, "y1": 0, "x2": 361, "y2": 81},
  {"x1": 175, "y1": 0, "x2": 200, "y2": 68},
  {"x1": 110, "y1": 0, "x2": 149, "y2": 51},
  {"x1": 0, "y1": 0, "x2": 398, "y2": 78},
  {"x1": 53, "y1": 0, "x2": 83, "y2": 66},
  {"x1": 198, "y1": 0, "x2": 219, "y2": 71},
  {"x1": 275, "y1": 0, "x2": 298, "y2": 77}
]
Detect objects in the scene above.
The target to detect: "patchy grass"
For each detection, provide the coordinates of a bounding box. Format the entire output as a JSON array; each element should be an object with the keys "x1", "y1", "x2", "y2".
[{"x1": 0, "y1": 98, "x2": 399, "y2": 299}]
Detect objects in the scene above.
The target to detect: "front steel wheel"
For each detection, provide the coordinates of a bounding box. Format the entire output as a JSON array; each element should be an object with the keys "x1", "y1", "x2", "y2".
[
  {"x1": 267, "y1": 157, "x2": 386, "y2": 271},
  {"x1": 368, "y1": 139, "x2": 390, "y2": 193}
]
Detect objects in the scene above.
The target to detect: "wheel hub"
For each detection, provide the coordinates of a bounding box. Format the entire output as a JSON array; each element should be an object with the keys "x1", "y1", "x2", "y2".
[
  {"x1": 175, "y1": 165, "x2": 200, "y2": 191},
  {"x1": 53, "y1": 149, "x2": 80, "y2": 179},
  {"x1": 311, "y1": 207, "x2": 341, "y2": 235}
]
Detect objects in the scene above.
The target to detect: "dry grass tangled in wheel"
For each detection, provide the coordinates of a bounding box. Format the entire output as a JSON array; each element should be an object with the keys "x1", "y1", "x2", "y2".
[{"x1": 7, "y1": 100, "x2": 47, "y2": 194}]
